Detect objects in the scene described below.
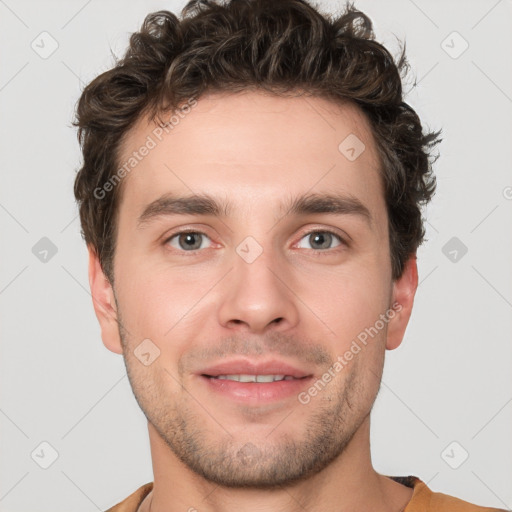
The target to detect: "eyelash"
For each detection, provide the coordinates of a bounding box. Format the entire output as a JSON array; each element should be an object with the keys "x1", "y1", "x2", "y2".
[{"x1": 163, "y1": 229, "x2": 348, "y2": 255}]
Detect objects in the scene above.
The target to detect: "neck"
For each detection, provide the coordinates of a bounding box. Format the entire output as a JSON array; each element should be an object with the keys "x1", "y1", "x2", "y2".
[{"x1": 139, "y1": 416, "x2": 413, "y2": 512}]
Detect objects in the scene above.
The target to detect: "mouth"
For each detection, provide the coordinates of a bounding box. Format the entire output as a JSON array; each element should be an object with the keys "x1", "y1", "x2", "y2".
[
  {"x1": 204, "y1": 374, "x2": 307, "y2": 382},
  {"x1": 198, "y1": 359, "x2": 314, "y2": 402},
  {"x1": 199, "y1": 358, "x2": 311, "y2": 379}
]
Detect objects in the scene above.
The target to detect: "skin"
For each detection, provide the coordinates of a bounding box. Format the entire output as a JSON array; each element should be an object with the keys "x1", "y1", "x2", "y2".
[{"x1": 89, "y1": 90, "x2": 418, "y2": 512}]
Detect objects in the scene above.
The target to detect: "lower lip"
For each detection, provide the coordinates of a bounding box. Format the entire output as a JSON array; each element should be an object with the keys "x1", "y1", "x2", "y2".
[{"x1": 200, "y1": 375, "x2": 313, "y2": 402}]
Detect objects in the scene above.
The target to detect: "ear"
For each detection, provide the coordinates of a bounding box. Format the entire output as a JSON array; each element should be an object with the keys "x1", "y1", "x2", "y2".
[
  {"x1": 386, "y1": 255, "x2": 418, "y2": 351},
  {"x1": 88, "y1": 245, "x2": 123, "y2": 354}
]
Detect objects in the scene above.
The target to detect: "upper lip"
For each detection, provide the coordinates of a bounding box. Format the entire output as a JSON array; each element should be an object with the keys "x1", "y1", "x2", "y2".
[{"x1": 199, "y1": 358, "x2": 312, "y2": 379}]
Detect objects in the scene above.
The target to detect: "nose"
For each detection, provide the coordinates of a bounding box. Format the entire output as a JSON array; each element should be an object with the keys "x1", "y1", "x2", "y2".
[{"x1": 217, "y1": 243, "x2": 300, "y2": 334}]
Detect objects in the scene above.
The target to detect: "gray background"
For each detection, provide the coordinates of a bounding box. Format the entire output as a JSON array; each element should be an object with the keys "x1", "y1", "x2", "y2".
[{"x1": 0, "y1": 0, "x2": 511, "y2": 510}]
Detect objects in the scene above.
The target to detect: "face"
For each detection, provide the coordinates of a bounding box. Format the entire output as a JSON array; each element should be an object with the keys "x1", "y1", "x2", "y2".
[{"x1": 89, "y1": 91, "x2": 417, "y2": 488}]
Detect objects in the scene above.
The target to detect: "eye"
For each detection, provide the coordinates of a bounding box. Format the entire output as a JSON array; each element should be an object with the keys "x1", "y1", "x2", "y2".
[
  {"x1": 163, "y1": 229, "x2": 346, "y2": 254},
  {"x1": 296, "y1": 230, "x2": 344, "y2": 251},
  {"x1": 165, "y1": 231, "x2": 212, "y2": 251}
]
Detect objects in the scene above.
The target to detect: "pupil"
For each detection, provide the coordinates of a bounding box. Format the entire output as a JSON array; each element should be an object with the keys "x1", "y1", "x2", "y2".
[
  {"x1": 181, "y1": 233, "x2": 200, "y2": 250},
  {"x1": 312, "y1": 232, "x2": 330, "y2": 249}
]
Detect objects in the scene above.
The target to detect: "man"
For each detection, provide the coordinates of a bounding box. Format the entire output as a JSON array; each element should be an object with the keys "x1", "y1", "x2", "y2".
[{"x1": 73, "y1": 0, "x2": 505, "y2": 511}]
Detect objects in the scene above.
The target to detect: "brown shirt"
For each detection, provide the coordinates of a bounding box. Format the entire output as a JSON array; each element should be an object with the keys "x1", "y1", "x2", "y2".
[{"x1": 104, "y1": 476, "x2": 506, "y2": 512}]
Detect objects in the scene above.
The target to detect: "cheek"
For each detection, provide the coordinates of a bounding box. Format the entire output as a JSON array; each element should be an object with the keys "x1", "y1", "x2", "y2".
[
  {"x1": 116, "y1": 236, "x2": 392, "y2": 347},
  {"x1": 116, "y1": 260, "x2": 217, "y2": 341},
  {"x1": 296, "y1": 262, "x2": 392, "y2": 343}
]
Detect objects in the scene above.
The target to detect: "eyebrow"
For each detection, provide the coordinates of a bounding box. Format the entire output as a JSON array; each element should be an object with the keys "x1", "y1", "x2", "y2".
[{"x1": 136, "y1": 191, "x2": 372, "y2": 229}]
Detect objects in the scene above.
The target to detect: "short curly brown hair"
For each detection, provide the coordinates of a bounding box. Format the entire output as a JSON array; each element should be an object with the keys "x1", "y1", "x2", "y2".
[{"x1": 73, "y1": 0, "x2": 440, "y2": 283}]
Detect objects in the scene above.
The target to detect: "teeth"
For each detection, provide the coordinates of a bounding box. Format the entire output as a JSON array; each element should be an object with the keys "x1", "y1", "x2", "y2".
[
  {"x1": 237, "y1": 374, "x2": 255, "y2": 382},
  {"x1": 213, "y1": 374, "x2": 290, "y2": 382},
  {"x1": 256, "y1": 374, "x2": 284, "y2": 383}
]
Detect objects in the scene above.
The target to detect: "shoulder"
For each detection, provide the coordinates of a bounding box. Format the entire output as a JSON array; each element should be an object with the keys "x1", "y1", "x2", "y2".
[
  {"x1": 395, "y1": 476, "x2": 507, "y2": 512},
  {"x1": 104, "y1": 482, "x2": 153, "y2": 512}
]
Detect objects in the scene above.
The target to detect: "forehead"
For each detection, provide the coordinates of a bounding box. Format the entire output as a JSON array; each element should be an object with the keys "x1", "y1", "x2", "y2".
[{"x1": 116, "y1": 90, "x2": 383, "y2": 223}]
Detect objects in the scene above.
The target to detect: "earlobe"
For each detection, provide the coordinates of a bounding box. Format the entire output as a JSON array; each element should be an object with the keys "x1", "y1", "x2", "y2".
[
  {"x1": 386, "y1": 255, "x2": 418, "y2": 351},
  {"x1": 88, "y1": 246, "x2": 123, "y2": 355}
]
